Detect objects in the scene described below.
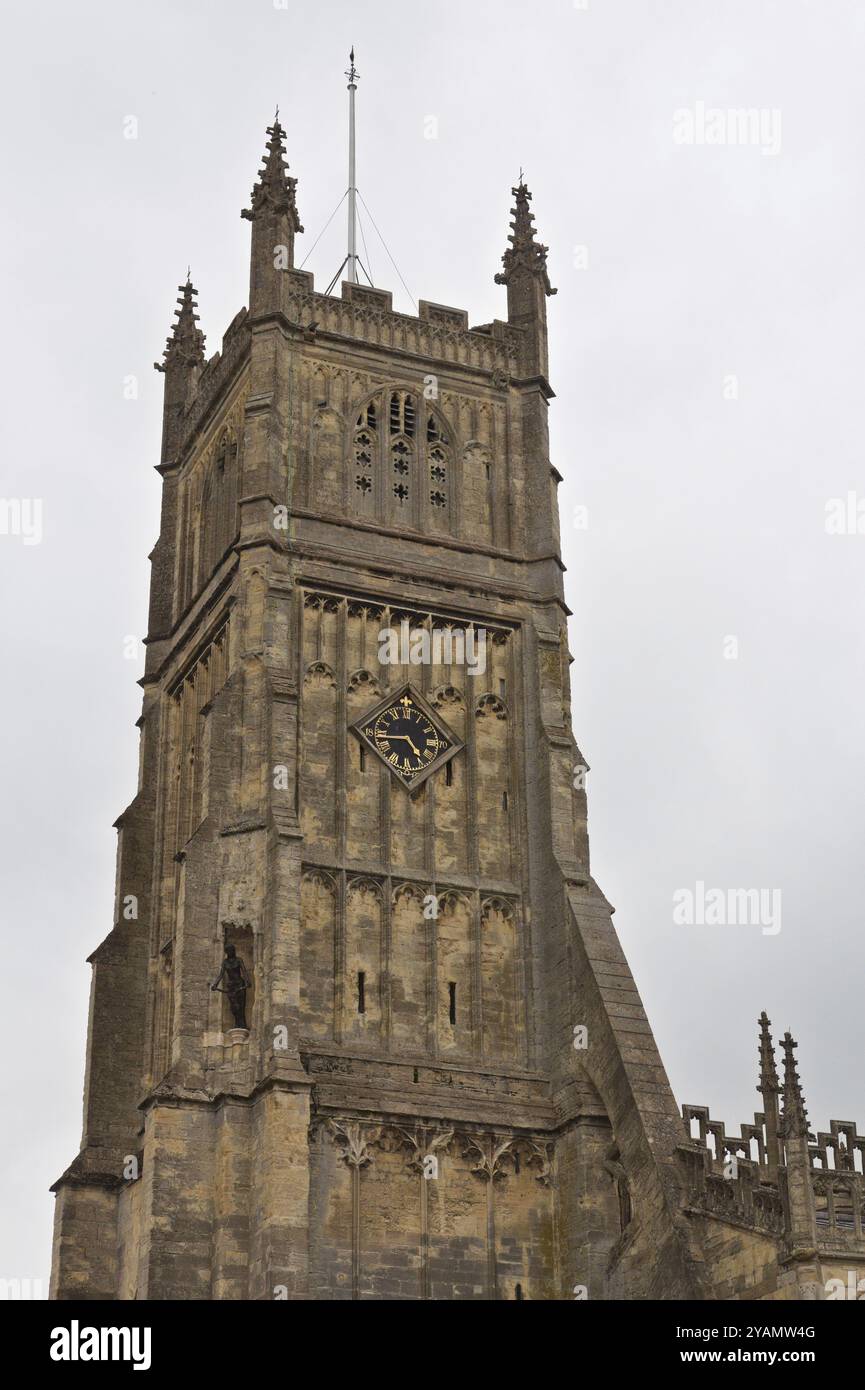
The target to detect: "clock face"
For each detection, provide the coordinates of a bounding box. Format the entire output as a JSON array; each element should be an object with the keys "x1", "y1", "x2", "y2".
[{"x1": 354, "y1": 687, "x2": 460, "y2": 790}]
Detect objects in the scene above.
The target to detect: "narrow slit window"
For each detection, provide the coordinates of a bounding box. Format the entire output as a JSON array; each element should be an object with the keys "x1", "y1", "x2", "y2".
[
  {"x1": 445, "y1": 760, "x2": 453, "y2": 787},
  {"x1": 502, "y1": 790, "x2": 509, "y2": 811},
  {"x1": 359, "y1": 744, "x2": 365, "y2": 772},
  {"x1": 357, "y1": 971, "x2": 366, "y2": 1015},
  {"x1": 515, "y1": 1283, "x2": 523, "y2": 1301},
  {"x1": 448, "y1": 981, "x2": 456, "y2": 1026},
  {"x1": 499, "y1": 678, "x2": 506, "y2": 700}
]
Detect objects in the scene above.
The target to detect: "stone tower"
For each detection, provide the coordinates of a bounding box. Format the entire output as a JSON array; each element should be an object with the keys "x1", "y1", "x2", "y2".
[{"x1": 51, "y1": 120, "x2": 863, "y2": 1302}]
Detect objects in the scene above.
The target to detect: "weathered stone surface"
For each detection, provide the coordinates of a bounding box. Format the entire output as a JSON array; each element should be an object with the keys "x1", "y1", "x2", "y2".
[{"x1": 50, "y1": 128, "x2": 864, "y2": 1301}]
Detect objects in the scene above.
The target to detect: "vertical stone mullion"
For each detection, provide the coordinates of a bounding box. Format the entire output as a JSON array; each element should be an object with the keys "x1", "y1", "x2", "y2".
[
  {"x1": 485, "y1": 1175, "x2": 497, "y2": 1300},
  {"x1": 376, "y1": 394, "x2": 386, "y2": 524},
  {"x1": 337, "y1": 598, "x2": 348, "y2": 861},
  {"x1": 505, "y1": 633, "x2": 531, "y2": 1066},
  {"x1": 475, "y1": 889, "x2": 489, "y2": 1061},
  {"x1": 334, "y1": 869, "x2": 346, "y2": 1046},
  {"x1": 383, "y1": 877, "x2": 393, "y2": 1052},
  {"x1": 418, "y1": 1145, "x2": 430, "y2": 1300},
  {"x1": 464, "y1": 688, "x2": 480, "y2": 878},
  {"x1": 351, "y1": 1156, "x2": 363, "y2": 1300},
  {"x1": 426, "y1": 882, "x2": 436, "y2": 1060}
]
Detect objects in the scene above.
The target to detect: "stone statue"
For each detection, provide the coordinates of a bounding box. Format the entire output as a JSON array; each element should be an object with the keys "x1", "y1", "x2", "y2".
[
  {"x1": 211, "y1": 944, "x2": 251, "y2": 1030},
  {"x1": 603, "y1": 1142, "x2": 633, "y2": 1233}
]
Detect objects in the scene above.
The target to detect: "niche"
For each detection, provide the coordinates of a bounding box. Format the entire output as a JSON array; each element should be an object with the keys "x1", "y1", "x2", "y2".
[{"x1": 218, "y1": 918, "x2": 255, "y2": 1032}]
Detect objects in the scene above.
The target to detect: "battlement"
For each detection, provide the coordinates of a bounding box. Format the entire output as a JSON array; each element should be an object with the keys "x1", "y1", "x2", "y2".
[
  {"x1": 680, "y1": 1030, "x2": 865, "y2": 1253},
  {"x1": 171, "y1": 271, "x2": 525, "y2": 467},
  {"x1": 287, "y1": 273, "x2": 520, "y2": 374},
  {"x1": 182, "y1": 308, "x2": 251, "y2": 448}
]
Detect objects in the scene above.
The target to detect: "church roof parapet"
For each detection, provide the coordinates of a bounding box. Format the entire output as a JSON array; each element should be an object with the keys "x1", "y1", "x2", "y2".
[
  {"x1": 171, "y1": 269, "x2": 523, "y2": 458},
  {"x1": 281, "y1": 269, "x2": 521, "y2": 379},
  {"x1": 680, "y1": 1017, "x2": 865, "y2": 1247}
]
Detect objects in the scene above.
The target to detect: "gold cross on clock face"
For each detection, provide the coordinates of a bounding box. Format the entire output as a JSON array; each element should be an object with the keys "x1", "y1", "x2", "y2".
[{"x1": 352, "y1": 685, "x2": 462, "y2": 791}]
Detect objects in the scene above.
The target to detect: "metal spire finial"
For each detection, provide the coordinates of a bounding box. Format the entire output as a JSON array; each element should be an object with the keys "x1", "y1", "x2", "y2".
[
  {"x1": 345, "y1": 47, "x2": 359, "y2": 283},
  {"x1": 325, "y1": 47, "x2": 376, "y2": 295}
]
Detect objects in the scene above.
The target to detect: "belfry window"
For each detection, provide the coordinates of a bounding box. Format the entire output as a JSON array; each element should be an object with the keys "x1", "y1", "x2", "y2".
[
  {"x1": 354, "y1": 410, "x2": 376, "y2": 496},
  {"x1": 427, "y1": 426, "x2": 450, "y2": 516},
  {"x1": 389, "y1": 392, "x2": 416, "y2": 507},
  {"x1": 390, "y1": 391, "x2": 416, "y2": 437},
  {"x1": 197, "y1": 427, "x2": 239, "y2": 592},
  {"x1": 350, "y1": 389, "x2": 455, "y2": 528}
]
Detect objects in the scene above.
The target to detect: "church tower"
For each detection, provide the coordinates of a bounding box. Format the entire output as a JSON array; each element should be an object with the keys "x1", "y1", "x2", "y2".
[{"x1": 49, "y1": 113, "x2": 713, "y2": 1301}]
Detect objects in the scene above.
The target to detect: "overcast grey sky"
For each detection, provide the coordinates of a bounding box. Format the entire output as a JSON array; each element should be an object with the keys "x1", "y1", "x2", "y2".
[{"x1": 2, "y1": 0, "x2": 863, "y2": 1291}]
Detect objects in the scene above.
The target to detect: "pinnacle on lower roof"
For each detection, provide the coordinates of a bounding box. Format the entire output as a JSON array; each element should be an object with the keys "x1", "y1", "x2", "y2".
[
  {"x1": 780, "y1": 1031, "x2": 810, "y2": 1140},
  {"x1": 157, "y1": 275, "x2": 205, "y2": 372},
  {"x1": 758, "y1": 1010, "x2": 780, "y2": 1095},
  {"x1": 242, "y1": 116, "x2": 303, "y2": 232},
  {"x1": 495, "y1": 180, "x2": 556, "y2": 296}
]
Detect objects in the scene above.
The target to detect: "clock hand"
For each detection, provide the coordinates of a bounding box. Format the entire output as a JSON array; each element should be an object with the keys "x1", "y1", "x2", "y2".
[{"x1": 388, "y1": 734, "x2": 422, "y2": 756}]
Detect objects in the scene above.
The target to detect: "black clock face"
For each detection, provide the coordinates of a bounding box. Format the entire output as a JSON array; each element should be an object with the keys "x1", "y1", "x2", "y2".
[{"x1": 361, "y1": 694, "x2": 451, "y2": 784}]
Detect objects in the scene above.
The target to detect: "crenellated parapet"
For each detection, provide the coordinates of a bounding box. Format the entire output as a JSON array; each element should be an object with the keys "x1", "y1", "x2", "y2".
[
  {"x1": 680, "y1": 1017, "x2": 865, "y2": 1259},
  {"x1": 285, "y1": 276, "x2": 521, "y2": 381},
  {"x1": 181, "y1": 308, "x2": 251, "y2": 449},
  {"x1": 169, "y1": 280, "x2": 521, "y2": 467}
]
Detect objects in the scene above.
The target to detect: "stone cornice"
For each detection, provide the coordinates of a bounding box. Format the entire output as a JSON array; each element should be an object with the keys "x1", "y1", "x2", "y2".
[
  {"x1": 292, "y1": 547, "x2": 570, "y2": 614},
  {"x1": 291, "y1": 506, "x2": 566, "y2": 571}
]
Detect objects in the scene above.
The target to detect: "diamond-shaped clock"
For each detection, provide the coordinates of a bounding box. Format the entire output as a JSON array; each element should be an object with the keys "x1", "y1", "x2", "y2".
[{"x1": 352, "y1": 684, "x2": 463, "y2": 792}]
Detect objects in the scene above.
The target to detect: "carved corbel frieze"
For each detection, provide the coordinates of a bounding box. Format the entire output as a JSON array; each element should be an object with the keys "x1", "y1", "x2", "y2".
[
  {"x1": 456, "y1": 1132, "x2": 553, "y2": 1186},
  {"x1": 329, "y1": 1120, "x2": 381, "y2": 1169},
  {"x1": 382, "y1": 1124, "x2": 455, "y2": 1175},
  {"x1": 459, "y1": 1133, "x2": 518, "y2": 1183},
  {"x1": 515, "y1": 1137, "x2": 554, "y2": 1187},
  {"x1": 347, "y1": 602, "x2": 385, "y2": 622},
  {"x1": 347, "y1": 669, "x2": 382, "y2": 698},
  {"x1": 303, "y1": 661, "x2": 337, "y2": 688},
  {"x1": 431, "y1": 684, "x2": 465, "y2": 710},
  {"x1": 475, "y1": 693, "x2": 508, "y2": 720}
]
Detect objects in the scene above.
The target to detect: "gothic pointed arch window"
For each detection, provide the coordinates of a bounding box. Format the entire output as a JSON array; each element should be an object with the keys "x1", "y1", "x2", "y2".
[
  {"x1": 425, "y1": 411, "x2": 452, "y2": 527},
  {"x1": 348, "y1": 388, "x2": 457, "y2": 533},
  {"x1": 179, "y1": 479, "x2": 197, "y2": 612},
  {"x1": 389, "y1": 390, "x2": 416, "y2": 517},
  {"x1": 353, "y1": 402, "x2": 377, "y2": 516},
  {"x1": 199, "y1": 427, "x2": 239, "y2": 586}
]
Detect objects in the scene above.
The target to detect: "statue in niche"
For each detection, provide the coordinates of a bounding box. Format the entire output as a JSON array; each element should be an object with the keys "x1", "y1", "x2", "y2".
[
  {"x1": 603, "y1": 1142, "x2": 632, "y2": 1233},
  {"x1": 210, "y1": 944, "x2": 251, "y2": 1030}
]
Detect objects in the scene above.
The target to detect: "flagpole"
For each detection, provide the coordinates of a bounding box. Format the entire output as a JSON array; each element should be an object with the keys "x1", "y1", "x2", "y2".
[{"x1": 346, "y1": 47, "x2": 359, "y2": 285}]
